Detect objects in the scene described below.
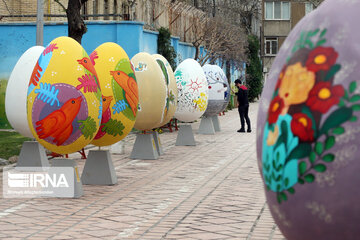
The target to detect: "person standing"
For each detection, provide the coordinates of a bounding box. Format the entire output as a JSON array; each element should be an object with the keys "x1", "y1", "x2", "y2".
[{"x1": 234, "y1": 79, "x2": 251, "y2": 133}]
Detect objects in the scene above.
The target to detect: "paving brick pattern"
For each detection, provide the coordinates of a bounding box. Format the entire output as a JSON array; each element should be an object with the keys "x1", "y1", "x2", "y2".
[{"x1": 0, "y1": 102, "x2": 286, "y2": 239}]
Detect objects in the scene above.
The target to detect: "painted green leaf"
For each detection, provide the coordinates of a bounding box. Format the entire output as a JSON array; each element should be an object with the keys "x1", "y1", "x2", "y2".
[
  {"x1": 315, "y1": 142, "x2": 324, "y2": 155},
  {"x1": 332, "y1": 127, "x2": 345, "y2": 135},
  {"x1": 350, "y1": 95, "x2": 360, "y2": 102},
  {"x1": 352, "y1": 104, "x2": 360, "y2": 111},
  {"x1": 287, "y1": 187, "x2": 295, "y2": 194},
  {"x1": 288, "y1": 143, "x2": 312, "y2": 161},
  {"x1": 320, "y1": 107, "x2": 353, "y2": 135},
  {"x1": 284, "y1": 177, "x2": 289, "y2": 187},
  {"x1": 316, "y1": 39, "x2": 326, "y2": 47},
  {"x1": 325, "y1": 136, "x2": 335, "y2": 150},
  {"x1": 304, "y1": 174, "x2": 315, "y2": 183},
  {"x1": 309, "y1": 151, "x2": 316, "y2": 163},
  {"x1": 343, "y1": 89, "x2": 349, "y2": 101},
  {"x1": 350, "y1": 116, "x2": 358, "y2": 122},
  {"x1": 156, "y1": 59, "x2": 169, "y2": 85},
  {"x1": 305, "y1": 39, "x2": 314, "y2": 49},
  {"x1": 338, "y1": 99, "x2": 345, "y2": 107},
  {"x1": 325, "y1": 64, "x2": 341, "y2": 81},
  {"x1": 299, "y1": 161, "x2": 307, "y2": 175},
  {"x1": 322, "y1": 154, "x2": 335, "y2": 162},
  {"x1": 298, "y1": 178, "x2": 305, "y2": 184},
  {"x1": 280, "y1": 192, "x2": 288, "y2": 201},
  {"x1": 78, "y1": 116, "x2": 97, "y2": 140},
  {"x1": 277, "y1": 194, "x2": 282, "y2": 204},
  {"x1": 102, "y1": 119, "x2": 125, "y2": 137},
  {"x1": 319, "y1": 29, "x2": 327, "y2": 38},
  {"x1": 349, "y1": 81, "x2": 357, "y2": 94},
  {"x1": 314, "y1": 164, "x2": 327, "y2": 172}
]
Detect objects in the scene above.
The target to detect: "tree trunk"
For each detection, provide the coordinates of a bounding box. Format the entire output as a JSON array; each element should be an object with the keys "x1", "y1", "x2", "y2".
[
  {"x1": 66, "y1": 0, "x2": 87, "y2": 44},
  {"x1": 194, "y1": 44, "x2": 200, "y2": 60}
]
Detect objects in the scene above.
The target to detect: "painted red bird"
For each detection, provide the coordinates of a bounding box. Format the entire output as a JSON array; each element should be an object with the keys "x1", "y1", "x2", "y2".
[
  {"x1": 94, "y1": 95, "x2": 113, "y2": 140},
  {"x1": 77, "y1": 52, "x2": 100, "y2": 89},
  {"x1": 110, "y1": 71, "x2": 138, "y2": 116},
  {"x1": 36, "y1": 97, "x2": 82, "y2": 146}
]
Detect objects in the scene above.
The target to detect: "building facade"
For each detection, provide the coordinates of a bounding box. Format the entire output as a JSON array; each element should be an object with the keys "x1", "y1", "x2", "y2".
[{"x1": 261, "y1": 0, "x2": 323, "y2": 81}]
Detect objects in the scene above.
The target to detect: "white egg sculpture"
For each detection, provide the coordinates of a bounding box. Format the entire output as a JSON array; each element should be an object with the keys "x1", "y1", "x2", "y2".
[
  {"x1": 5, "y1": 46, "x2": 45, "y2": 138},
  {"x1": 174, "y1": 59, "x2": 208, "y2": 122},
  {"x1": 202, "y1": 64, "x2": 230, "y2": 116}
]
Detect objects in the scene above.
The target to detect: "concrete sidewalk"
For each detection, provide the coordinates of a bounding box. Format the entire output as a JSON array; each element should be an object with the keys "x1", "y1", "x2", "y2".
[{"x1": 0, "y1": 102, "x2": 286, "y2": 240}]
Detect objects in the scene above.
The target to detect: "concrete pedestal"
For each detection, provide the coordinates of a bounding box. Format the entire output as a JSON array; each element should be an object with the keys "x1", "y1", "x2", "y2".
[
  {"x1": 51, "y1": 158, "x2": 83, "y2": 198},
  {"x1": 16, "y1": 141, "x2": 50, "y2": 168},
  {"x1": 110, "y1": 140, "x2": 125, "y2": 154},
  {"x1": 176, "y1": 125, "x2": 196, "y2": 146},
  {"x1": 198, "y1": 116, "x2": 215, "y2": 135},
  {"x1": 212, "y1": 115, "x2": 221, "y2": 132},
  {"x1": 81, "y1": 150, "x2": 118, "y2": 185},
  {"x1": 152, "y1": 131, "x2": 164, "y2": 155},
  {"x1": 130, "y1": 133, "x2": 159, "y2": 160}
]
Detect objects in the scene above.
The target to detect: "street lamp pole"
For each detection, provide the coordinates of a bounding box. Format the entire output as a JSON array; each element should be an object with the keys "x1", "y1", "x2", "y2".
[{"x1": 36, "y1": 0, "x2": 44, "y2": 46}]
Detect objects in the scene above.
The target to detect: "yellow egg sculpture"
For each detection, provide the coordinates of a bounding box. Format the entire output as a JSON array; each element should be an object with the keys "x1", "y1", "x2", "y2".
[
  {"x1": 131, "y1": 52, "x2": 167, "y2": 131},
  {"x1": 27, "y1": 36, "x2": 101, "y2": 154},
  {"x1": 90, "y1": 42, "x2": 138, "y2": 146},
  {"x1": 152, "y1": 54, "x2": 178, "y2": 127}
]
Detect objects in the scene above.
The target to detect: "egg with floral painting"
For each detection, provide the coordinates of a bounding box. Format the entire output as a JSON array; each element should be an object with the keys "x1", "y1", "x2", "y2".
[
  {"x1": 202, "y1": 64, "x2": 229, "y2": 117},
  {"x1": 5, "y1": 46, "x2": 45, "y2": 138},
  {"x1": 131, "y1": 52, "x2": 167, "y2": 131},
  {"x1": 256, "y1": 1, "x2": 360, "y2": 239},
  {"x1": 174, "y1": 59, "x2": 208, "y2": 122},
  {"x1": 27, "y1": 36, "x2": 101, "y2": 154},
  {"x1": 90, "y1": 42, "x2": 138, "y2": 146}
]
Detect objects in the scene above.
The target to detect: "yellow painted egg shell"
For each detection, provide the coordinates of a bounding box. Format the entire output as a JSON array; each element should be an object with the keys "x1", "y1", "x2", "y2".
[
  {"x1": 90, "y1": 42, "x2": 138, "y2": 146},
  {"x1": 174, "y1": 59, "x2": 208, "y2": 122},
  {"x1": 27, "y1": 36, "x2": 101, "y2": 154},
  {"x1": 131, "y1": 52, "x2": 167, "y2": 131},
  {"x1": 152, "y1": 54, "x2": 178, "y2": 127}
]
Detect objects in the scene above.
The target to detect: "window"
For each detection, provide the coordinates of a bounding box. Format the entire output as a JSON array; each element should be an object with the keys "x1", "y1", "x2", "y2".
[
  {"x1": 265, "y1": 1, "x2": 290, "y2": 20},
  {"x1": 265, "y1": 37, "x2": 278, "y2": 55},
  {"x1": 305, "y1": 3, "x2": 314, "y2": 15}
]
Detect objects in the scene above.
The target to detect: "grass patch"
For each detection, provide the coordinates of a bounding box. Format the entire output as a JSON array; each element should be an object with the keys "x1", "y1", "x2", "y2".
[
  {"x1": 0, "y1": 132, "x2": 32, "y2": 160},
  {"x1": 0, "y1": 79, "x2": 11, "y2": 129}
]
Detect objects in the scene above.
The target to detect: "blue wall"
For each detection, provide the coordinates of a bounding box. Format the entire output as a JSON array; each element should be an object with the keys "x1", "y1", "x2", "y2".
[{"x1": 0, "y1": 21, "x2": 197, "y2": 80}]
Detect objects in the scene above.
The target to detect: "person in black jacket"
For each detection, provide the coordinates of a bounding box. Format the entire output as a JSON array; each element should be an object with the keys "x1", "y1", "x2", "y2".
[{"x1": 234, "y1": 79, "x2": 251, "y2": 133}]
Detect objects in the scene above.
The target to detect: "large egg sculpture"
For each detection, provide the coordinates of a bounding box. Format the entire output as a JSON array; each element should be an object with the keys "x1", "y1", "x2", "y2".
[
  {"x1": 131, "y1": 52, "x2": 167, "y2": 131},
  {"x1": 5, "y1": 46, "x2": 45, "y2": 138},
  {"x1": 174, "y1": 59, "x2": 208, "y2": 122},
  {"x1": 152, "y1": 54, "x2": 178, "y2": 127},
  {"x1": 90, "y1": 42, "x2": 138, "y2": 146},
  {"x1": 202, "y1": 64, "x2": 229, "y2": 116},
  {"x1": 27, "y1": 37, "x2": 101, "y2": 154},
  {"x1": 256, "y1": 1, "x2": 360, "y2": 239}
]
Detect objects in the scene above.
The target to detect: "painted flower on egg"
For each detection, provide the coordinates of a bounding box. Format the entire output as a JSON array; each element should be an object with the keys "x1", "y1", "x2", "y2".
[{"x1": 262, "y1": 28, "x2": 360, "y2": 203}]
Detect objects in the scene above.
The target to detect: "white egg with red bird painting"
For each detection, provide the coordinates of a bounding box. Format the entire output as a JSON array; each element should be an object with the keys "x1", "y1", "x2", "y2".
[
  {"x1": 202, "y1": 64, "x2": 230, "y2": 117},
  {"x1": 5, "y1": 46, "x2": 45, "y2": 138},
  {"x1": 174, "y1": 59, "x2": 208, "y2": 122},
  {"x1": 131, "y1": 52, "x2": 167, "y2": 131},
  {"x1": 257, "y1": 1, "x2": 360, "y2": 240},
  {"x1": 90, "y1": 42, "x2": 138, "y2": 146},
  {"x1": 152, "y1": 54, "x2": 178, "y2": 128},
  {"x1": 27, "y1": 36, "x2": 101, "y2": 154}
]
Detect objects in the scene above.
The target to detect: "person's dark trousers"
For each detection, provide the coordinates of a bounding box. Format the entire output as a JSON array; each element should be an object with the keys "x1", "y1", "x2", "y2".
[{"x1": 238, "y1": 105, "x2": 251, "y2": 132}]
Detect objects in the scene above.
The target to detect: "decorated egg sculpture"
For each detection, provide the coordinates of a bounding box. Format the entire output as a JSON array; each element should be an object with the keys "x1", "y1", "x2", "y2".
[
  {"x1": 131, "y1": 52, "x2": 167, "y2": 131},
  {"x1": 27, "y1": 37, "x2": 101, "y2": 154},
  {"x1": 202, "y1": 64, "x2": 229, "y2": 116},
  {"x1": 5, "y1": 46, "x2": 45, "y2": 138},
  {"x1": 90, "y1": 42, "x2": 138, "y2": 146},
  {"x1": 152, "y1": 54, "x2": 178, "y2": 127},
  {"x1": 256, "y1": 1, "x2": 360, "y2": 239},
  {"x1": 174, "y1": 59, "x2": 208, "y2": 122}
]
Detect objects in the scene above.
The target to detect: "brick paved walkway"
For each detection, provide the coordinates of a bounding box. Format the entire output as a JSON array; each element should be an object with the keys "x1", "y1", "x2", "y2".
[{"x1": 0, "y1": 102, "x2": 286, "y2": 240}]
